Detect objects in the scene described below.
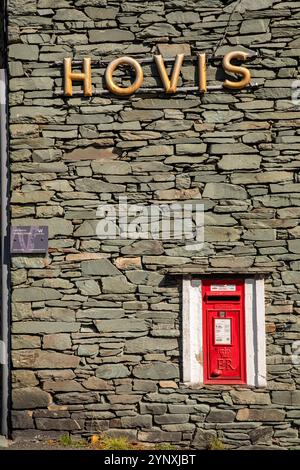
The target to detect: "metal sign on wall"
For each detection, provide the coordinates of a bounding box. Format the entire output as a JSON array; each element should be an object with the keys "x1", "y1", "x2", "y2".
[{"x1": 11, "y1": 226, "x2": 48, "y2": 254}]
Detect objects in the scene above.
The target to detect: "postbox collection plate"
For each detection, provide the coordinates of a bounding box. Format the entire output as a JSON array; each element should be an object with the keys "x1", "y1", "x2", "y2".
[{"x1": 11, "y1": 226, "x2": 48, "y2": 254}]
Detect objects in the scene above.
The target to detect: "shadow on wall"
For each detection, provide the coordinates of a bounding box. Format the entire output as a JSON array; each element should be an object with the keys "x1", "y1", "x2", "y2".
[{"x1": 0, "y1": 1, "x2": 5, "y2": 69}]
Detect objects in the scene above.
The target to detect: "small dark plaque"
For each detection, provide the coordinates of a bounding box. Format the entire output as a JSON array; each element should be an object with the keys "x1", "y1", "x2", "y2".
[{"x1": 11, "y1": 226, "x2": 48, "y2": 254}]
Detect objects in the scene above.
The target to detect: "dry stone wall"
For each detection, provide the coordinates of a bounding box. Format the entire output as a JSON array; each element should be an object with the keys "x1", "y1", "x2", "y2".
[{"x1": 7, "y1": 0, "x2": 300, "y2": 449}]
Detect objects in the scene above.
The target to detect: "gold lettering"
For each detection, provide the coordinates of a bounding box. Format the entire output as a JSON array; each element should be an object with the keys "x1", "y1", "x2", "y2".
[
  {"x1": 64, "y1": 58, "x2": 92, "y2": 96},
  {"x1": 105, "y1": 57, "x2": 144, "y2": 96},
  {"x1": 154, "y1": 54, "x2": 185, "y2": 93},
  {"x1": 222, "y1": 51, "x2": 251, "y2": 90},
  {"x1": 198, "y1": 53, "x2": 207, "y2": 92}
]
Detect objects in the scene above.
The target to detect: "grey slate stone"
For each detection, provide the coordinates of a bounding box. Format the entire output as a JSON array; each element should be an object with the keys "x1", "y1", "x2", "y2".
[
  {"x1": 9, "y1": 44, "x2": 39, "y2": 60},
  {"x1": 121, "y1": 415, "x2": 152, "y2": 429},
  {"x1": 207, "y1": 409, "x2": 236, "y2": 423},
  {"x1": 203, "y1": 183, "x2": 247, "y2": 200},
  {"x1": 12, "y1": 371, "x2": 38, "y2": 388},
  {"x1": 288, "y1": 240, "x2": 300, "y2": 254},
  {"x1": 176, "y1": 143, "x2": 207, "y2": 154},
  {"x1": 91, "y1": 161, "x2": 131, "y2": 175},
  {"x1": 89, "y1": 29, "x2": 134, "y2": 43},
  {"x1": 43, "y1": 334, "x2": 72, "y2": 351},
  {"x1": 53, "y1": 8, "x2": 89, "y2": 21},
  {"x1": 12, "y1": 350, "x2": 80, "y2": 369},
  {"x1": 95, "y1": 364, "x2": 130, "y2": 379},
  {"x1": 166, "y1": 11, "x2": 200, "y2": 24},
  {"x1": 140, "y1": 403, "x2": 167, "y2": 415},
  {"x1": 75, "y1": 279, "x2": 101, "y2": 295},
  {"x1": 81, "y1": 259, "x2": 120, "y2": 276},
  {"x1": 134, "y1": 99, "x2": 199, "y2": 110},
  {"x1": 78, "y1": 344, "x2": 98, "y2": 356},
  {"x1": 139, "y1": 23, "x2": 180, "y2": 38},
  {"x1": 138, "y1": 430, "x2": 181, "y2": 442},
  {"x1": 133, "y1": 363, "x2": 179, "y2": 380},
  {"x1": 154, "y1": 414, "x2": 189, "y2": 425},
  {"x1": 12, "y1": 387, "x2": 51, "y2": 409},
  {"x1": 234, "y1": 0, "x2": 275, "y2": 12},
  {"x1": 35, "y1": 418, "x2": 81, "y2": 431},
  {"x1": 272, "y1": 391, "x2": 300, "y2": 405},
  {"x1": 101, "y1": 275, "x2": 136, "y2": 294},
  {"x1": 75, "y1": 178, "x2": 125, "y2": 193},
  {"x1": 12, "y1": 288, "x2": 62, "y2": 302},
  {"x1": 12, "y1": 335, "x2": 41, "y2": 350},
  {"x1": 12, "y1": 411, "x2": 34, "y2": 429},
  {"x1": 230, "y1": 390, "x2": 270, "y2": 405},
  {"x1": 94, "y1": 319, "x2": 147, "y2": 333},
  {"x1": 236, "y1": 409, "x2": 286, "y2": 422},
  {"x1": 76, "y1": 308, "x2": 124, "y2": 320},
  {"x1": 249, "y1": 427, "x2": 273, "y2": 444},
  {"x1": 121, "y1": 241, "x2": 164, "y2": 255},
  {"x1": 12, "y1": 322, "x2": 79, "y2": 334},
  {"x1": 125, "y1": 337, "x2": 177, "y2": 353},
  {"x1": 217, "y1": 155, "x2": 261, "y2": 171},
  {"x1": 192, "y1": 429, "x2": 217, "y2": 450},
  {"x1": 84, "y1": 7, "x2": 118, "y2": 19},
  {"x1": 211, "y1": 143, "x2": 256, "y2": 154},
  {"x1": 82, "y1": 377, "x2": 113, "y2": 391},
  {"x1": 240, "y1": 19, "x2": 270, "y2": 34}
]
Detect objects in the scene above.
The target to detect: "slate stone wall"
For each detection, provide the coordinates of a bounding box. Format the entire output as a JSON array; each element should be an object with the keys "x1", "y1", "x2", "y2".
[{"x1": 7, "y1": 0, "x2": 300, "y2": 448}]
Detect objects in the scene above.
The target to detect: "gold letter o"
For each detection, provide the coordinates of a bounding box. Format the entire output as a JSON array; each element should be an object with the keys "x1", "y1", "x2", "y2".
[{"x1": 105, "y1": 57, "x2": 144, "y2": 96}]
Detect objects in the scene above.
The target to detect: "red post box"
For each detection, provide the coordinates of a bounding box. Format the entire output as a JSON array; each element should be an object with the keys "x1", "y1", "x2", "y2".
[{"x1": 202, "y1": 279, "x2": 246, "y2": 384}]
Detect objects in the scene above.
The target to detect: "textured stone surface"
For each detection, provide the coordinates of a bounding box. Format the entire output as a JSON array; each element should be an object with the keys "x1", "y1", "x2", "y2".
[
  {"x1": 230, "y1": 391, "x2": 271, "y2": 405},
  {"x1": 13, "y1": 288, "x2": 62, "y2": 302},
  {"x1": 192, "y1": 429, "x2": 217, "y2": 450},
  {"x1": 101, "y1": 276, "x2": 136, "y2": 294},
  {"x1": 12, "y1": 388, "x2": 51, "y2": 409},
  {"x1": 95, "y1": 319, "x2": 147, "y2": 333},
  {"x1": 13, "y1": 322, "x2": 79, "y2": 334},
  {"x1": 12, "y1": 350, "x2": 80, "y2": 369},
  {"x1": 11, "y1": 411, "x2": 34, "y2": 429},
  {"x1": 272, "y1": 391, "x2": 300, "y2": 405},
  {"x1": 43, "y1": 333, "x2": 72, "y2": 351},
  {"x1": 82, "y1": 377, "x2": 113, "y2": 391},
  {"x1": 203, "y1": 183, "x2": 247, "y2": 200},
  {"x1": 95, "y1": 365, "x2": 130, "y2": 379},
  {"x1": 81, "y1": 259, "x2": 120, "y2": 276},
  {"x1": 121, "y1": 415, "x2": 152, "y2": 429},
  {"x1": 236, "y1": 409, "x2": 286, "y2": 422},
  {"x1": 133, "y1": 363, "x2": 179, "y2": 380},
  {"x1": 126, "y1": 337, "x2": 177, "y2": 353},
  {"x1": 249, "y1": 427, "x2": 273, "y2": 444},
  {"x1": 207, "y1": 409, "x2": 236, "y2": 423}
]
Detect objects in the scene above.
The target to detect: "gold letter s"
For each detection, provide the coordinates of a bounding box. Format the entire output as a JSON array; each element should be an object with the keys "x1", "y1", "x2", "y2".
[{"x1": 223, "y1": 51, "x2": 251, "y2": 90}]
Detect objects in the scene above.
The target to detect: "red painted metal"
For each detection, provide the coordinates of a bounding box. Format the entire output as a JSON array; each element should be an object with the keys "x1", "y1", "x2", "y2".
[{"x1": 202, "y1": 279, "x2": 246, "y2": 385}]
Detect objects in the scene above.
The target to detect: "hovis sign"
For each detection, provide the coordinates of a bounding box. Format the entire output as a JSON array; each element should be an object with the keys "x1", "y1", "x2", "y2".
[{"x1": 63, "y1": 51, "x2": 253, "y2": 97}]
